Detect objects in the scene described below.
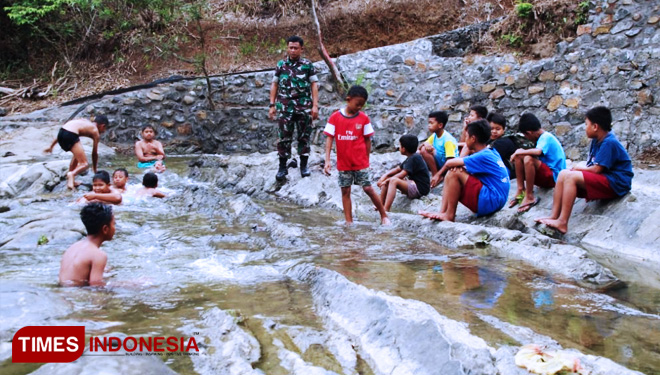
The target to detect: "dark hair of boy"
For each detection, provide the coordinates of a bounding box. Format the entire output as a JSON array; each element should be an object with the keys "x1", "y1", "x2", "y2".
[
  {"x1": 470, "y1": 105, "x2": 488, "y2": 119},
  {"x1": 287, "y1": 35, "x2": 304, "y2": 46},
  {"x1": 113, "y1": 168, "x2": 128, "y2": 178},
  {"x1": 93, "y1": 170, "x2": 111, "y2": 184},
  {"x1": 80, "y1": 202, "x2": 113, "y2": 235},
  {"x1": 428, "y1": 111, "x2": 448, "y2": 127},
  {"x1": 518, "y1": 113, "x2": 542, "y2": 133},
  {"x1": 93, "y1": 115, "x2": 109, "y2": 127},
  {"x1": 399, "y1": 134, "x2": 419, "y2": 154},
  {"x1": 143, "y1": 172, "x2": 158, "y2": 188},
  {"x1": 141, "y1": 125, "x2": 156, "y2": 133},
  {"x1": 466, "y1": 119, "x2": 491, "y2": 144},
  {"x1": 585, "y1": 106, "x2": 612, "y2": 132},
  {"x1": 347, "y1": 85, "x2": 368, "y2": 100},
  {"x1": 487, "y1": 113, "x2": 506, "y2": 129}
]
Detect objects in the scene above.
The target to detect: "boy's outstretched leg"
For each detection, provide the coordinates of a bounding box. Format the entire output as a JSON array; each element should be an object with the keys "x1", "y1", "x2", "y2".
[
  {"x1": 67, "y1": 142, "x2": 89, "y2": 190},
  {"x1": 341, "y1": 186, "x2": 353, "y2": 224},
  {"x1": 511, "y1": 154, "x2": 526, "y2": 207},
  {"x1": 518, "y1": 155, "x2": 541, "y2": 212},
  {"x1": 383, "y1": 177, "x2": 408, "y2": 211},
  {"x1": 363, "y1": 186, "x2": 391, "y2": 225},
  {"x1": 538, "y1": 170, "x2": 584, "y2": 234},
  {"x1": 420, "y1": 168, "x2": 469, "y2": 221}
]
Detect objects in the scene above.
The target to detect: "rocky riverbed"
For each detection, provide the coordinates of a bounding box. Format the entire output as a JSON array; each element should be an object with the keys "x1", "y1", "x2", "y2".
[{"x1": 1, "y1": 104, "x2": 659, "y2": 374}]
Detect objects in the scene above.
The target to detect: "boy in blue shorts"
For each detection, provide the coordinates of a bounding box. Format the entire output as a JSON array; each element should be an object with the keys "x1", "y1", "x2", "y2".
[
  {"x1": 419, "y1": 119, "x2": 510, "y2": 222},
  {"x1": 536, "y1": 107, "x2": 633, "y2": 234},
  {"x1": 378, "y1": 134, "x2": 431, "y2": 211},
  {"x1": 323, "y1": 85, "x2": 390, "y2": 225},
  {"x1": 418, "y1": 111, "x2": 458, "y2": 188},
  {"x1": 510, "y1": 113, "x2": 566, "y2": 213}
]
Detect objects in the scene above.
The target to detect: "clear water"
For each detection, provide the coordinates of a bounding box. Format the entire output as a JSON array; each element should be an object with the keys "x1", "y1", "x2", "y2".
[{"x1": 1, "y1": 156, "x2": 659, "y2": 374}]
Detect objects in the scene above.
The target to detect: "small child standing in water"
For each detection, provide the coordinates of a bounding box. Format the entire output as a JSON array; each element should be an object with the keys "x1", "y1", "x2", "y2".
[
  {"x1": 135, "y1": 125, "x2": 166, "y2": 172},
  {"x1": 323, "y1": 85, "x2": 390, "y2": 225},
  {"x1": 136, "y1": 172, "x2": 166, "y2": 198},
  {"x1": 59, "y1": 203, "x2": 115, "y2": 286}
]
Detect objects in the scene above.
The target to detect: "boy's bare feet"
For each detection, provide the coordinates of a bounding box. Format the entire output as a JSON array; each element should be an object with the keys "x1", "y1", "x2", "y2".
[
  {"x1": 540, "y1": 218, "x2": 568, "y2": 234},
  {"x1": 66, "y1": 172, "x2": 76, "y2": 190},
  {"x1": 381, "y1": 217, "x2": 391, "y2": 225},
  {"x1": 534, "y1": 217, "x2": 554, "y2": 224},
  {"x1": 419, "y1": 210, "x2": 443, "y2": 221}
]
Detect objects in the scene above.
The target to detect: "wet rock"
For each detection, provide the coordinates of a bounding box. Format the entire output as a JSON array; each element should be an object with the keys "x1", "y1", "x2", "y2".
[
  {"x1": 181, "y1": 308, "x2": 262, "y2": 375},
  {"x1": 287, "y1": 264, "x2": 499, "y2": 375}
]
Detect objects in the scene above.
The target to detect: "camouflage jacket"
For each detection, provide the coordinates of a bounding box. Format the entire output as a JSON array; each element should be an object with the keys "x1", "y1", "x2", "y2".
[{"x1": 272, "y1": 57, "x2": 319, "y2": 114}]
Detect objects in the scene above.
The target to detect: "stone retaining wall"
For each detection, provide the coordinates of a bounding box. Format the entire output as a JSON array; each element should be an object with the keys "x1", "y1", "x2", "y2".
[{"x1": 84, "y1": 0, "x2": 659, "y2": 159}]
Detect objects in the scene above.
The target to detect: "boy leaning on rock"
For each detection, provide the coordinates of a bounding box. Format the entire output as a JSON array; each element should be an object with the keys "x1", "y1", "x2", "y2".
[
  {"x1": 536, "y1": 106, "x2": 633, "y2": 234},
  {"x1": 45, "y1": 115, "x2": 109, "y2": 190}
]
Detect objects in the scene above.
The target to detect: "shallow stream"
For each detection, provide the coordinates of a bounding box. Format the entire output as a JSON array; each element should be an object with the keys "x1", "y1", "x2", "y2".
[{"x1": 1, "y1": 156, "x2": 659, "y2": 374}]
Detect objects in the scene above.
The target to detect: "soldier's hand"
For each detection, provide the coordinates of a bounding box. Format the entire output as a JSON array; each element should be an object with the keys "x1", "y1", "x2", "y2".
[
  {"x1": 311, "y1": 105, "x2": 319, "y2": 120},
  {"x1": 268, "y1": 106, "x2": 276, "y2": 121}
]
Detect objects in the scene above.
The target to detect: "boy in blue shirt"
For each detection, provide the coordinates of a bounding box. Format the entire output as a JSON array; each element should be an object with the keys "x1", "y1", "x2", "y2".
[
  {"x1": 536, "y1": 107, "x2": 633, "y2": 234},
  {"x1": 378, "y1": 134, "x2": 431, "y2": 211},
  {"x1": 418, "y1": 111, "x2": 457, "y2": 186},
  {"x1": 510, "y1": 113, "x2": 566, "y2": 213},
  {"x1": 419, "y1": 119, "x2": 510, "y2": 222}
]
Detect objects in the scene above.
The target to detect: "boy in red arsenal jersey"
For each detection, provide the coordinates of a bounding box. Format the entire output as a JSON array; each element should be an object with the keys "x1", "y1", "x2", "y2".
[{"x1": 323, "y1": 85, "x2": 390, "y2": 225}]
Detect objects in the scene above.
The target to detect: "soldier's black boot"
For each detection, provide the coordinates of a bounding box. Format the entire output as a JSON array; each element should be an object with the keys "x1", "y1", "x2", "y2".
[
  {"x1": 276, "y1": 157, "x2": 288, "y2": 181},
  {"x1": 300, "y1": 155, "x2": 310, "y2": 178}
]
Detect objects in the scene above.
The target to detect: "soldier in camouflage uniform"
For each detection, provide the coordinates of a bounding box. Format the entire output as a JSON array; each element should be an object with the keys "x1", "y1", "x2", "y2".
[{"x1": 269, "y1": 35, "x2": 319, "y2": 181}]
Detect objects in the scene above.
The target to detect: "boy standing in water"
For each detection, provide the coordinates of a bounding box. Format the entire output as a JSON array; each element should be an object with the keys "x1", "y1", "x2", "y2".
[
  {"x1": 378, "y1": 134, "x2": 430, "y2": 211},
  {"x1": 419, "y1": 120, "x2": 510, "y2": 222},
  {"x1": 135, "y1": 125, "x2": 166, "y2": 172},
  {"x1": 59, "y1": 203, "x2": 115, "y2": 286},
  {"x1": 323, "y1": 85, "x2": 390, "y2": 225},
  {"x1": 44, "y1": 115, "x2": 109, "y2": 190},
  {"x1": 536, "y1": 107, "x2": 633, "y2": 234}
]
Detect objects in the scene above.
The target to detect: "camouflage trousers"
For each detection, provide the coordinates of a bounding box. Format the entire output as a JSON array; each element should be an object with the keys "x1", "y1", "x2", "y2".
[{"x1": 277, "y1": 111, "x2": 313, "y2": 159}]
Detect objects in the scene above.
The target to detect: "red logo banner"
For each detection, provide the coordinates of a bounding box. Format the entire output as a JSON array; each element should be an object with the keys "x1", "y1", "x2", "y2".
[{"x1": 12, "y1": 326, "x2": 85, "y2": 363}]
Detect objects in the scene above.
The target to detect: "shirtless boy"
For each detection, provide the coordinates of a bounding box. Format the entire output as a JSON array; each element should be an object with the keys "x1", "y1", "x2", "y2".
[
  {"x1": 59, "y1": 203, "x2": 115, "y2": 287},
  {"x1": 45, "y1": 115, "x2": 109, "y2": 190},
  {"x1": 135, "y1": 126, "x2": 166, "y2": 172},
  {"x1": 77, "y1": 171, "x2": 122, "y2": 205},
  {"x1": 112, "y1": 168, "x2": 129, "y2": 194},
  {"x1": 136, "y1": 172, "x2": 166, "y2": 198}
]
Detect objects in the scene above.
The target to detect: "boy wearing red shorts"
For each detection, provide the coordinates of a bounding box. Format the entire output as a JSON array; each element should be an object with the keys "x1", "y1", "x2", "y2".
[
  {"x1": 419, "y1": 119, "x2": 510, "y2": 222},
  {"x1": 536, "y1": 107, "x2": 633, "y2": 234},
  {"x1": 509, "y1": 113, "x2": 566, "y2": 213}
]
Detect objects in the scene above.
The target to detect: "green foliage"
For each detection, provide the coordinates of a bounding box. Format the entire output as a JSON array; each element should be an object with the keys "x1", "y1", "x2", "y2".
[
  {"x1": 515, "y1": 2, "x2": 533, "y2": 18},
  {"x1": 37, "y1": 235, "x2": 49, "y2": 245},
  {"x1": 238, "y1": 35, "x2": 258, "y2": 57},
  {"x1": 266, "y1": 38, "x2": 287, "y2": 55},
  {"x1": 576, "y1": 1, "x2": 590, "y2": 25},
  {"x1": 501, "y1": 33, "x2": 523, "y2": 47}
]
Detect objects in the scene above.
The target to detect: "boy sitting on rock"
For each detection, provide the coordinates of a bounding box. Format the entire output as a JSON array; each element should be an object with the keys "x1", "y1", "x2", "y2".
[
  {"x1": 378, "y1": 134, "x2": 431, "y2": 211},
  {"x1": 323, "y1": 85, "x2": 390, "y2": 225},
  {"x1": 136, "y1": 172, "x2": 166, "y2": 198},
  {"x1": 59, "y1": 203, "x2": 115, "y2": 286},
  {"x1": 419, "y1": 119, "x2": 510, "y2": 222},
  {"x1": 135, "y1": 125, "x2": 166, "y2": 172},
  {"x1": 536, "y1": 107, "x2": 633, "y2": 234},
  {"x1": 418, "y1": 111, "x2": 457, "y2": 186},
  {"x1": 77, "y1": 171, "x2": 122, "y2": 205},
  {"x1": 509, "y1": 113, "x2": 566, "y2": 213}
]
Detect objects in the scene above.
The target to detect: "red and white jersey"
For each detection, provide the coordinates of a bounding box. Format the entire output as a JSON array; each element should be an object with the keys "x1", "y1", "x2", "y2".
[{"x1": 324, "y1": 108, "x2": 374, "y2": 171}]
